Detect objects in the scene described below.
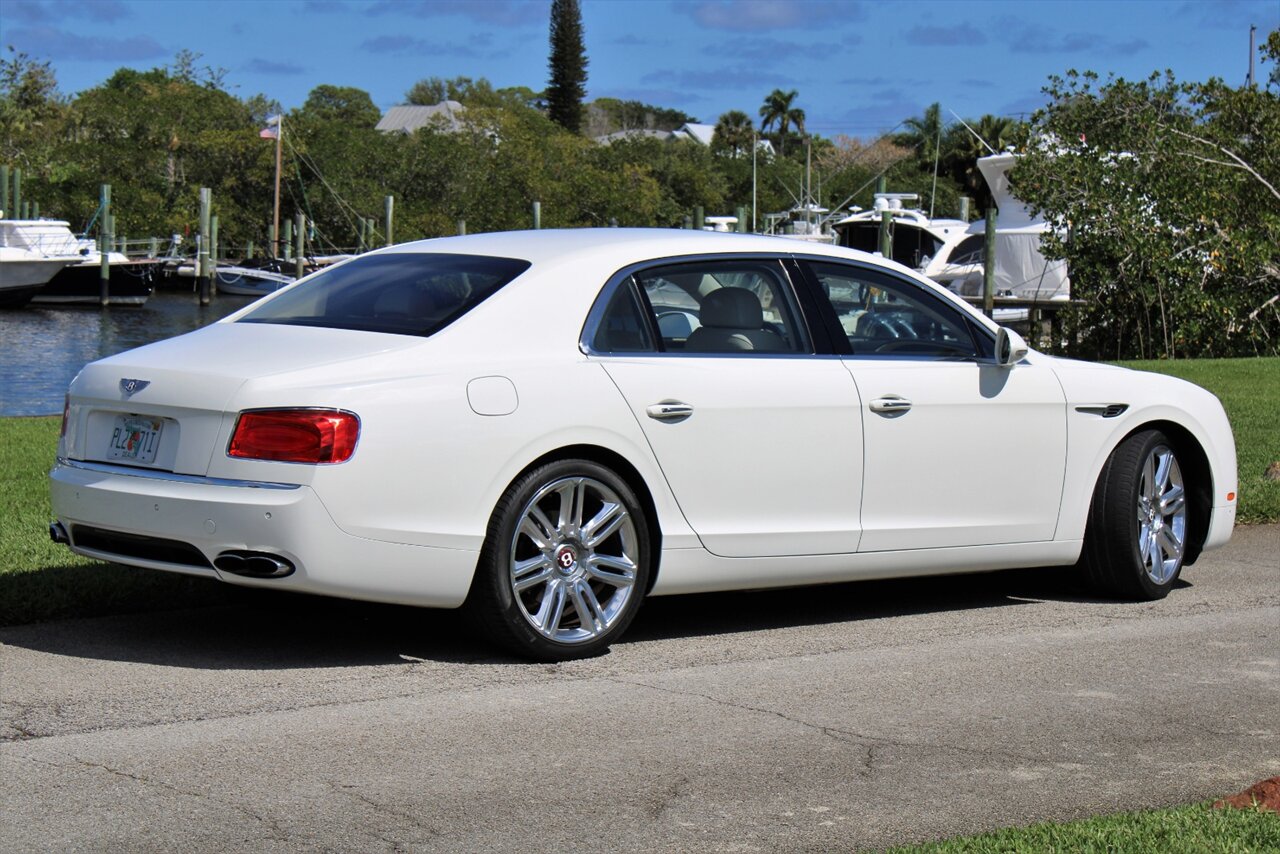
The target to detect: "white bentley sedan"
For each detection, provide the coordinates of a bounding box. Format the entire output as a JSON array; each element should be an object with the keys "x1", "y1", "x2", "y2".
[{"x1": 50, "y1": 230, "x2": 1237, "y2": 660}]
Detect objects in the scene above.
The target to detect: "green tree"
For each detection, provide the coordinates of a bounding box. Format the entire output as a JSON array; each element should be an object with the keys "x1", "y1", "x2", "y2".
[
  {"x1": 895, "y1": 102, "x2": 944, "y2": 167},
  {"x1": 758, "y1": 89, "x2": 805, "y2": 156},
  {"x1": 1016, "y1": 70, "x2": 1280, "y2": 359},
  {"x1": 546, "y1": 0, "x2": 588, "y2": 133},
  {"x1": 712, "y1": 110, "x2": 754, "y2": 158},
  {"x1": 300, "y1": 85, "x2": 381, "y2": 128},
  {"x1": 1264, "y1": 29, "x2": 1279, "y2": 90},
  {"x1": 0, "y1": 48, "x2": 65, "y2": 170}
]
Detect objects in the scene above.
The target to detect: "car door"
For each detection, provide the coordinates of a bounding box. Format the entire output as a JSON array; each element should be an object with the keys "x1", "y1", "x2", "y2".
[
  {"x1": 585, "y1": 258, "x2": 864, "y2": 558},
  {"x1": 799, "y1": 260, "x2": 1067, "y2": 552}
]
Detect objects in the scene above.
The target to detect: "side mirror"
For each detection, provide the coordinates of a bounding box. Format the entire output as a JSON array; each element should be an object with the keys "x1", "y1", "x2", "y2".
[{"x1": 995, "y1": 327, "x2": 1029, "y2": 367}]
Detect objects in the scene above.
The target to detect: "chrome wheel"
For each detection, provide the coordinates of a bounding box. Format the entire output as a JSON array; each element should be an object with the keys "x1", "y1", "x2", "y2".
[
  {"x1": 509, "y1": 476, "x2": 640, "y2": 645},
  {"x1": 1136, "y1": 444, "x2": 1187, "y2": 585}
]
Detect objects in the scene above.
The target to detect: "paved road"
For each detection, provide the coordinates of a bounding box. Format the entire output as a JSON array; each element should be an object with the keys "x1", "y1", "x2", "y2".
[{"x1": 3, "y1": 525, "x2": 1277, "y2": 852}]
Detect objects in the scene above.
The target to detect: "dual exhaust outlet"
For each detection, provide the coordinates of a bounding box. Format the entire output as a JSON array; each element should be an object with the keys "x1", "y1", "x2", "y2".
[
  {"x1": 213, "y1": 550, "x2": 295, "y2": 578},
  {"x1": 49, "y1": 521, "x2": 294, "y2": 579}
]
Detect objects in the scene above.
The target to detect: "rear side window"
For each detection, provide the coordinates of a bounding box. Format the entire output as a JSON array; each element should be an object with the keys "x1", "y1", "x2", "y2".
[{"x1": 239, "y1": 253, "x2": 530, "y2": 336}]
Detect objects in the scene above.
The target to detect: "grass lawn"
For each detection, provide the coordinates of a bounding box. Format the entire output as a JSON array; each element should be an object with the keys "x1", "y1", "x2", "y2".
[
  {"x1": 1119, "y1": 357, "x2": 1280, "y2": 525},
  {"x1": 887, "y1": 800, "x2": 1278, "y2": 852},
  {"x1": 0, "y1": 416, "x2": 237, "y2": 626}
]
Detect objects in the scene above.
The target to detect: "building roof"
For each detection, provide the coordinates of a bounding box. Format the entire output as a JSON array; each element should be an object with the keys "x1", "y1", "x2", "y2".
[
  {"x1": 670, "y1": 122, "x2": 716, "y2": 145},
  {"x1": 593, "y1": 129, "x2": 671, "y2": 145},
  {"x1": 376, "y1": 101, "x2": 467, "y2": 134}
]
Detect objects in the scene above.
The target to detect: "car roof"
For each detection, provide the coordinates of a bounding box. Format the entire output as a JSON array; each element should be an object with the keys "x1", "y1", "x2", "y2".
[{"x1": 382, "y1": 228, "x2": 871, "y2": 268}]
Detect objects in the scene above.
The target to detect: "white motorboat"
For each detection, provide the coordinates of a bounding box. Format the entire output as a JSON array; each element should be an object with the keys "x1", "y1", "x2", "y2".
[
  {"x1": 833, "y1": 195, "x2": 980, "y2": 286},
  {"x1": 0, "y1": 219, "x2": 86, "y2": 307},
  {"x1": 213, "y1": 265, "x2": 295, "y2": 297}
]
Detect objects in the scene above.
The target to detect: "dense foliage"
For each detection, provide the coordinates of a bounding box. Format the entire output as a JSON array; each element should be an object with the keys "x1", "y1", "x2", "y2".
[
  {"x1": 1016, "y1": 56, "x2": 1280, "y2": 359},
  {"x1": 6, "y1": 29, "x2": 1277, "y2": 363},
  {"x1": 0, "y1": 53, "x2": 950, "y2": 254}
]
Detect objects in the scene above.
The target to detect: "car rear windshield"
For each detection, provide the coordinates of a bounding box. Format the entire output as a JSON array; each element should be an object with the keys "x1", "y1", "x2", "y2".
[{"x1": 238, "y1": 252, "x2": 531, "y2": 336}]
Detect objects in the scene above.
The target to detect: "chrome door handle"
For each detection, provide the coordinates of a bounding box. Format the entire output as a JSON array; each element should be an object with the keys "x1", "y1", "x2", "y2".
[
  {"x1": 869, "y1": 396, "x2": 912, "y2": 414},
  {"x1": 646, "y1": 402, "x2": 694, "y2": 422}
]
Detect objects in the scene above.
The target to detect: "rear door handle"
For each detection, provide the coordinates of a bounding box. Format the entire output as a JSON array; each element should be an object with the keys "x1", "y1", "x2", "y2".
[
  {"x1": 646, "y1": 402, "x2": 694, "y2": 422},
  {"x1": 869, "y1": 396, "x2": 912, "y2": 414}
]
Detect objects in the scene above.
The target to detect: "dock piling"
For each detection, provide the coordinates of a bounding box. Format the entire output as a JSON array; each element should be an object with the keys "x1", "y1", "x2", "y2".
[
  {"x1": 983, "y1": 207, "x2": 997, "y2": 318},
  {"x1": 198, "y1": 187, "x2": 211, "y2": 306},
  {"x1": 532, "y1": 201, "x2": 541, "y2": 230},
  {"x1": 294, "y1": 213, "x2": 305, "y2": 280},
  {"x1": 99, "y1": 185, "x2": 112, "y2": 306},
  {"x1": 385, "y1": 195, "x2": 394, "y2": 247}
]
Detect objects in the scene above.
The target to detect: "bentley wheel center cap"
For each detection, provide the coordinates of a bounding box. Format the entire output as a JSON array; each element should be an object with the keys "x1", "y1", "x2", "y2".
[{"x1": 555, "y1": 544, "x2": 579, "y2": 574}]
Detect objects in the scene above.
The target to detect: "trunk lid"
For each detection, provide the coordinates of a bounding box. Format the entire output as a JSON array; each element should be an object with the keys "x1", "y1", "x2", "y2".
[{"x1": 64, "y1": 321, "x2": 423, "y2": 476}]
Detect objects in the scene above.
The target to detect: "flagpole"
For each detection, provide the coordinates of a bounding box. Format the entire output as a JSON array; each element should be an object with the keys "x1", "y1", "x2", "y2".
[{"x1": 272, "y1": 114, "x2": 282, "y2": 259}]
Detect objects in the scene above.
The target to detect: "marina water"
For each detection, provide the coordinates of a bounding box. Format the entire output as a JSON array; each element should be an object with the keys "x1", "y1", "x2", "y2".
[{"x1": 0, "y1": 292, "x2": 258, "y2": 416}]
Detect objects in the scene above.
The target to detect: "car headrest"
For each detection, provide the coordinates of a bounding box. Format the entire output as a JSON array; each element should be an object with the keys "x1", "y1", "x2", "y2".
[{"x1": 701, "y1": 288, "x2": 763, "y2": 329}]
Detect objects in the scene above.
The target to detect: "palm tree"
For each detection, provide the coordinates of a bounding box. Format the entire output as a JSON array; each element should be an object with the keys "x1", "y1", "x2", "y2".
[
  {"x1": 758, "y1": 89, "x2": 805, "y2": 155},
  {"x1": 943, "y1": 114, "x2": 1022, "y2": 210},
  {"x1": 895, "y1": 102, "x2": 945, "y2": 167},
  {"x1": 712, "y1": 110, "x2": 754, "y2": 158}
]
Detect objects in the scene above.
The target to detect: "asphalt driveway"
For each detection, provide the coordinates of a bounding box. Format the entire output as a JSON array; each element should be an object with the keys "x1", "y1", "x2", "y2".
[{"x1": 2, "y1": 525, "x2": 1277, "y2": 852}]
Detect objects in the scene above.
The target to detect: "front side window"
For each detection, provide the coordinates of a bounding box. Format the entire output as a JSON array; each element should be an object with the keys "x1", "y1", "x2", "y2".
[
  {"x1": 239, "y1": 252, "x2": 530, "y2": 336},
  {"x1": 805, "y1": 261, "x2": 980, "y2": 358}
]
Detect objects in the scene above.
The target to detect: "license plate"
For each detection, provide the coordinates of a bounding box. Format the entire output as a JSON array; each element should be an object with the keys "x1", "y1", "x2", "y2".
[{"x1": 107, "y1": 415, "x2": 165, "y2": 465}]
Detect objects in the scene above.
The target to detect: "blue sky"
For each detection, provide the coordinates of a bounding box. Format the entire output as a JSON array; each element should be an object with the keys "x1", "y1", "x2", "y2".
[{"x1": 2, "y1": 0, "x2": 1277, "y2": 138}]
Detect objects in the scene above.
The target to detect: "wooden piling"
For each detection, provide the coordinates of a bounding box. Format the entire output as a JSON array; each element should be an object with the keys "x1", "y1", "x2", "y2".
[
  {"x1": 283, "y1": 219, "x2": 293, "y2": 262},
  {"x1": 209, "y1": 215, "x2": 219, "y2": 295},
  {"x1": 958, "y1": 196, "x2": 970, "y2": 221},
  {"x1": 99, "y1": 185, "x2": 112, "y2": 306},
  {"x1": 12, "y1": 168, "x2": 20, "y2": 219},
  {"x1": 384, "y1": 195, "x2": 394, "y2": 247},
  {"x1": 32, "y1": 201, "x2": 39, "y2": 218},
  {"x1": 532, "y1": 201, "x2": 541, "y2": 230},
  {"x1": 267, "y1": 224, "x2": 276, "y2": 259},
  {"x1": 694, "y1": 206, "x2": 704, "y2": 230},
  {"x1": 198, "y1": 187, "x2": 211, "y2": 306},
  {"x1": 294, "y1": 213, "x2": 305, "y2": 280},
  {"x1": 1, "y1": 165, "x2": 8, "y2": 216},
  {"x1": 983, "y1": 207, "x2": 997, "y2": 318},
  {"x1": 457, "y1": 219, "x2": 467, "y2": 236},
  {"x1": 736, "y1": 206, "x2": 747, "y2": 233}
]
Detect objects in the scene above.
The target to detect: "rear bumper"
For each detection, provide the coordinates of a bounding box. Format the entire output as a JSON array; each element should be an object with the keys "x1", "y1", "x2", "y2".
[{"x1": 49, "y1": 460, "x2": 478, "y2": 608}]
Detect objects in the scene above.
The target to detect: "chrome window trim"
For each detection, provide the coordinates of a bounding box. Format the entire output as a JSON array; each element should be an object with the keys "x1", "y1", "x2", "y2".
[{"x1": 57, "y1": 457, "x2": 302, "y2": 490}]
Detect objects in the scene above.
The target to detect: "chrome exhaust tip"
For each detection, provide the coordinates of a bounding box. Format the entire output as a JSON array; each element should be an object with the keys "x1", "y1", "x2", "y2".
[
  {"x1": 214, "y1": 550, "x2": 295, "y2": 578},
  {"x1": 49, "y1": 521, "x2": 70, "y2": 545}
]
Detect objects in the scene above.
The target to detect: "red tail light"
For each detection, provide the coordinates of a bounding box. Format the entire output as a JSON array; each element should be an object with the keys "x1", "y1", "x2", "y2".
[
  {"x1": 228, "y1": 409, "x2": 360, "y2": 464},
  {"x1": 60, "y1": 395, "x2": 70, "y2": 438}
]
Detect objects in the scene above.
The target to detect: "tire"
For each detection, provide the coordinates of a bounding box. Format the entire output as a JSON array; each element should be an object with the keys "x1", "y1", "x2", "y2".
[
  {"x1": 1080, "y1": 429, "x2": 1190, "y2": 600},
  {"x1": 467, "y1": 459, "x2": 651, "y2": 661}
]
